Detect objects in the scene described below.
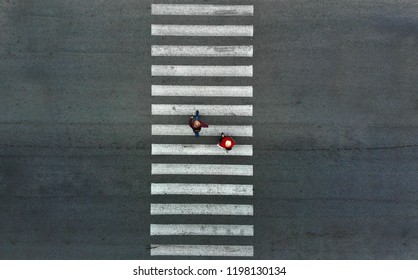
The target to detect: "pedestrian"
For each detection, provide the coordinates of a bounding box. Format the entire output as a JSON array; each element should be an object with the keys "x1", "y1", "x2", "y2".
[
  {"x1": 218, "y1": 132, "x2": 235, "y2": 152},
  {"x1": 189, "y1": 110, "x2": 208, "y2": 137}
]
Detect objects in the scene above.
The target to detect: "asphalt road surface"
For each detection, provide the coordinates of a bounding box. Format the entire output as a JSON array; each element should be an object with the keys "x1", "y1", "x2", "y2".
[{"x1": 1, "y1": 0, "x2": 417, "y2": 259}]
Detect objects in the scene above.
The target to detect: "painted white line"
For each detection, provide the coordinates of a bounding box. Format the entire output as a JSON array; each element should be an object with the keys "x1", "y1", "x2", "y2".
[
  {"x1": 151, "y1": 244, "x2": 254, "y2": 257},
  {"x1": 151, "y1": 25, "x2": 253, "y2": 37},
  {"x1": 150, "y1": 224, "x2": 254, "y2": 236},
  {"x1": 151, "y1": 104, "x2": 252, "y2": 116},
  {"x1": 152, "y1": 85, "x2": 253, "y2": 97},
  {"x1": 152, "y1": 125, "x2": 253, "y2": 137},
  {"x1": 151, "y1": 65, "x2": 252, "y2": 77},
  {"x1": 151, "y1": 204, "x2": 253, "y2": 216},
  {"x1": 151, "y1": 183, "x2": 253, "y2": 196},
  {"x1": 152, "y1": 144, "x2": 253, "y2": 156},
  {"x1": 152, "y1": 163, "x2": 253, "y2": 176},
  {"x1": 151, "y1": 4, "x2": 254, "y2": 16},
  {"x1": 151, "y1": 45, "x2": 253, "y2": 57}
]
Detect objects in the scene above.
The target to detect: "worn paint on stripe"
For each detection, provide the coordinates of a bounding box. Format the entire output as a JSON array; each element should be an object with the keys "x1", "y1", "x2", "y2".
[
  {"x1": 151, "y1": 24, "x2": 253, "y2": 37},
  {"x1": 151, "y1": 4, "x2": 254, "y2": 16},
  {"x1": 150, "y1": 204, "x2": 253, "y2": 216},
  {"x1": 151, "y1": 183, "x2": 253, "y2": 196},
  {"x1": 151, "y1": 65, "x2": 252, "y2": 77},
  {"x1": 151, "y1": 244, "x2": 254, "y2": 257},
  {"x1": 150, "y1": 224, "x2": 254, "y2": 236},
  {"x1": 151, "y1": 104, "x2": 252, "y2": 116},
  {"x1": 152, "y1": 163, "x2": 253, "y2": 176},
  {"x1": 152, "y1": 85, "x2": 253, "y2": 97},
  {"x1": 151, "y1": 45, "x2": 253, "y2": 57},
  {"x1": 152, "y1": 144, "x2": 253, "y2": 156},
  {"x1": 152, "y1": 125, "x2": 253, "y2": 137}
]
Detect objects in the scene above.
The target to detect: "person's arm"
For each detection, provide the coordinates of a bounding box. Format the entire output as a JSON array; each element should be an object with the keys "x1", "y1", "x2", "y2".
[
  {"x1": 200, "y1": 120, "x2": 209, "y2": 128},
  {"x1": 189, "y1": 116, "x2": 194, "y2": 128}
]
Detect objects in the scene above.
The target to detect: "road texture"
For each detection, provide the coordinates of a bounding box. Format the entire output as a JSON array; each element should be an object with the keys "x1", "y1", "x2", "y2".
[{"x1": 1, "y1": 0, "x2": 418, "y2": 259}]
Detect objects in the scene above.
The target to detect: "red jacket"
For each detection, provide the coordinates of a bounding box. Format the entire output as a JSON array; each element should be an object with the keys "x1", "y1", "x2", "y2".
[
  {"x1": 219, "y1": 136, "x2": 235, "y2": 150},
  {"x1": 189, "y1": 117, "x2": 208, "y2": 132}
]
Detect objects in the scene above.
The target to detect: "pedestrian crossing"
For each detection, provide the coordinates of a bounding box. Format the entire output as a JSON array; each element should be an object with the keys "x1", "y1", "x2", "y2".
[
  {"x1": 151, "y1": 183, "x2": 253, "y2": 196},
  {"x1": 151, "y1": 65, "x2": 253, "y2": 77},
  {"x1": 152, "y1": 85, "x2": 253, "y2": 97},
  {"x1": 152, "y1": 144, "x2": 253, "y2": 156},
  {"x1": 150, "y1": 224, "x2": 254, "y2": 236},
  {"x1": 151, "y1": 45, "x2": 253, "y2": 57},
  {"x1": 152, "y1": 124, "x2": 253, "y2": 137},
  {"x1": 150, "y1": 204, "x2": 253, "y2": 216},
  {"x1": 151, "y1": 24, "x2": 254, "y2": 37},
  {"x1": 151, "y1": 245, "x2": 254, "y2": 257},
  {"x1": 151, "y1": 1, "x2": 254, "y2": 258},
  {"x1": 152, "y1": 104, "x2": 253, "y2": 116},
  {"x1": 151, "y1": 4, "x2": 254, "y2": 16},
  {"x1": 151, "y1": 164, "x2": 253, "y2": 176}
]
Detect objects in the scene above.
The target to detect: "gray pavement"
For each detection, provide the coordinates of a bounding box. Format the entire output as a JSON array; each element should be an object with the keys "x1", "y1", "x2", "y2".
[{"x1": 1, "y1": 0, "x2": 418, "y2": 259}]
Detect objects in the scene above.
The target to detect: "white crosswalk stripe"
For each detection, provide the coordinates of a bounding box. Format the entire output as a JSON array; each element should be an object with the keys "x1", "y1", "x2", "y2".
[
  {"x1": 152, "y1": 104, "x2": 253, "y2": 116},
  {"x1": 152, "y1": 163, "x2": 253, "y2": 176},
  {"x1": 151, "y1": 45, "x2": 253, "y2": 57},
  {"x1": 152, "y1": 65, "x2": 252, "y2": 77},
  {"x1": 151, "y1": 4, "x2": 254, "y2": 16},
  {"x1": 151, "y1": 24, "x2": 254, "y2": 37},
  {"x1": 152, "y1": 124, "x2": 253, "y2": 137},
  {"x1": 150, "y1": 224, "x2": 254, "y2": 236},
  {"x1": 151, "y1": 204, "x2": 253, "y2": 216},
  {"x1": 152, "y1": 85, "x2": 253, "y2": 97},
  {"x1": 151, "y1": 183, "x2": 253, "y2": 196},
  {"x1": 152, "y1": 144, "x2": 253, "y2": 156},
  {"x1": 151, "y1": 244, "x2": 254, "y2": 257}
]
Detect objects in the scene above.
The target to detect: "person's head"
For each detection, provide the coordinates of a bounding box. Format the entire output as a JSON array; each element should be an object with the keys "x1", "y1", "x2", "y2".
[
  {"x1": 193, "y1": 120, "x2": 201, "y2": 128},
  {"x1": 221, "y1": 133, "x2": 225, "y2": 138},
  {"x1": 225, "y1": 140, "x2": 232, "y2": 148}
]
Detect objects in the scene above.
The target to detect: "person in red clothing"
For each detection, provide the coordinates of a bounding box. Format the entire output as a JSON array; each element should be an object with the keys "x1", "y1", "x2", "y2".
[
  {"x1": 218, "y1": 132, "x2": 236, "y2": 152},
  {"x1": 188, "y1": 110, "x2": 208, "y2": 137}
]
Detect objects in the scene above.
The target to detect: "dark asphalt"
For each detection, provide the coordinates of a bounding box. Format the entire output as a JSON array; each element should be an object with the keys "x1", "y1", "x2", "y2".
[{"x1": 1, "y1": 0, "x2": 418, "y2": 259}]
